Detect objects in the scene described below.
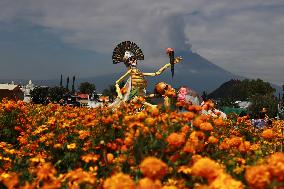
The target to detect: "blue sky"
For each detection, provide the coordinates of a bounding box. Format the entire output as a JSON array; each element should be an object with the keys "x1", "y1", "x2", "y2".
[{"x1": 0, "y1": 0, "x2": 283, "y2": 85}]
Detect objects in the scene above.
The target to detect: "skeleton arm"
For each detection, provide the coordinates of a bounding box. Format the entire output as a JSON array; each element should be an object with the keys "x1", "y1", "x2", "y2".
[
  {"x1": 143, "y1": 57, "x2": 182, "y2": 76},
  {"x1": 115, "y1": 70, "x2": 131, "y2": 99},
  {"x1": 143, "y1": 63, "x2": 171, "y2": 76}
]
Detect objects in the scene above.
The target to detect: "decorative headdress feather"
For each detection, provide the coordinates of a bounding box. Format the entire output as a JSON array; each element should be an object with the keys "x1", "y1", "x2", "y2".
[{"x1": 112, "y1": 41, "x2": 144, "y2": 64}]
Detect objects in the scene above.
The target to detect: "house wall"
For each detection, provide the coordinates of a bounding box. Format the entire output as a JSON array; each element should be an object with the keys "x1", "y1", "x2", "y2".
[{"x1": 0, "y1": 89, "x2": 24, "y2": 101}]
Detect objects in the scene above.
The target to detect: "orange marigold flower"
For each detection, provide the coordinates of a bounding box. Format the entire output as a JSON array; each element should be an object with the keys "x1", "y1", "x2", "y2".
[
  {"x1": 238, "y1": 141, "x2": 251, "y2": 153},
  {"x1": 181, "y1": 125, "x2": 190, "y2": 134},
  {"x1": 36, "y1": 163, "x2": 57, "y2": 181},
  {"x1": 149, "y1": 107, "x2": 159, "y2": 116},
  {"x1": 228, "y1": 137, "x2": 243, "y2": 148},
  {"x1": 209, "y1": 172, "x2": 244, "y2": 189},
  {"x1": 245, "y1": 165, "x2": 271, "y2": 189},
  {"x1": 193, "y1": 117, "x2": 204, "y2": 128},
  {"x1": 137, "y1": 178, "x2": 162, "y2": 189},
  {"x1": 267, "y1": 152, "x2": 284, "y2": 182},
  {"x1": 182, "y1": 112, "x2": 195, "y2": 121},
  {"x1": 103, "y1": 173, "x2": 135, "y2": 189},
  {"x1": 140, "y1": 157, "x2": 168, "y2": 180},
  {"x1": 81, "y1": 154, "x2": 100, "y2": 163},
  {"x1": 191, "y1": 157, "x2": 223, "y2": 183},
  {"x1": 261, "y1": 129, "x2": 274, "y2": 139},
  {"x1": 166, "y1": 133, "x2": 185, "y2": 148},
  {"x1": 219, "y1": 139, "x2": 230, "y2": 150},
  {"x1": 213, "y1": 118, "x2": 225, "y2": 127},
  {"x1": 199, "y1": 122, "x2": 214, "y2": 131}
]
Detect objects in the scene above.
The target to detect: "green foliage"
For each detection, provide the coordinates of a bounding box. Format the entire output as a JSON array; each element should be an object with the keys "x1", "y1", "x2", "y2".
[
  {"x1": 102, "y1": 81, "x2": 125, "y2": 101},
  {"x1": 248, "y1": 94, "x2": 278, "y2": 118},
  {"x1": 30, "y1": 87, "x2": 50, "y2": 104},
  {"x1": 79, "y1": 82, "x2": 96, "y2": 94},
  {"x1": 210, "y1": 78, "x2": 277, "y2": 117},
  {"x1": 102, "y1": 85, "x2": 117, "y2": 101},
  {"x1": 209, "y1": 79, "x2": 275, "y2": 101},
  {"x1": 48, "y1": 86, "x2": 66, "y2": 103},
  {"x1": 31, "y1": 86, "x2": 69, "y2": 104}
]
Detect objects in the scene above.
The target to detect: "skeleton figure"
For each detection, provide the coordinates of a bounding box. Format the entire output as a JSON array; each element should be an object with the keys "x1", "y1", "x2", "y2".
[{"x1": 111, "y1": 41, "x2": 182, "y2": 107}]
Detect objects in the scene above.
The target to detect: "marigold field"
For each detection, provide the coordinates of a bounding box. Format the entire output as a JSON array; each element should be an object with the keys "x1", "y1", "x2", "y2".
[{"x1": 0, "y1": 99, "x2": 284, "y2": 189}]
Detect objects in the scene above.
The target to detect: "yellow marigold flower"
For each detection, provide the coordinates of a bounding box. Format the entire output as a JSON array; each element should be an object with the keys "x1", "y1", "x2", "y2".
[
  {"x1": 199, "y1": 122, "x2": 214, "y2": 131},
  {"x1": 67, "y1": 143, "x2": 76, "y2": 150},
  {"x1": 178, "y1": 166, "x2": 192, "y2": 175},
  {"x1": 0, "y1": 172, "x2": 19, "y2": 189},
  {"x1": 103, "y1": 173, "x2": 135, "y2": 189},
  {"x1": 250, "y1": 143, "x2": 260, "y2": 151},
  {"x1": 194, "y1": 183, "x2": 210, "y2": 189},
  {"x1": 166, "y1": 133, "x2": 185, "y2": 148},
  {"x1": 233, "y1": 165, "x2": 245, "y2": 175},
  {"x1": 140, "y1": 157, "x2": 168, "y2": 180},
  {"x1": 245, "y1": 165, "x2": 271, "y2": 189},
  {"x1": 191, "y1": 157, "x2": 223, "y2": 183},
  {"x1": 208, "y1": 136, "x2": 219, "y2": 144},
  {"x1": 162, "y1": 186, "x2": 178, "y2": 189},
  {"x1": 63, "y1": 168, "x2": 96, "y2": 188},
  {"x1": 107, "y1": 153, "x2": 114, "y2": 164},
  {"x1": 261, "y1": 129, "x2": 274, "y2": 139},
  {"x1": 137, "y1": 178, "x2": 162, "y2": 189},
  {"x1": 145, "y1": 117, "x2": 156, "y2": 126},
  {"x1": 267, "y1": 152, "x2": 284, "y2": 182},
  {"x1": 209, "y1": 172, "x2": 244, "y2": 189}
]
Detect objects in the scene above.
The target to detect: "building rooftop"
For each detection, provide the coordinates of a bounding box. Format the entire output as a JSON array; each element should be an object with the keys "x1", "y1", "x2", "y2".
[{"x1": 0, "y1": 84, "x2": 20, "y2": 90}]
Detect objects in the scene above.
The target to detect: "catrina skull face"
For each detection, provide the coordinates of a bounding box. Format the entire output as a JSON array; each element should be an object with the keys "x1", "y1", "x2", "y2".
[{"x1": 123, "y1": 51, "x2": 137, "y2": 67}]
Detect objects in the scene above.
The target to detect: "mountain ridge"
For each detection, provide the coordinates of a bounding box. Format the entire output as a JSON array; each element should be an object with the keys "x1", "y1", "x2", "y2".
[{"x1": 1, "y1": 51, "x2": 281, "y2": 95}]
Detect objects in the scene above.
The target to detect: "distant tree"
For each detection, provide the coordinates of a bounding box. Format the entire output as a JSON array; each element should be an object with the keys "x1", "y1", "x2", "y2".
[
  {"x1": 102, "y1": 85, "x2": 117, "y2": 101},
  {"x1": 48, "y1": 86, "x2": 66, "y2": 103},
  {"x1": 66, "y1": 76, "x2": 70, "y2": 91},
  {"x1": 248, "y1": 94, "x2": 278, "y2": 118},
  {"x1": 209, "y1": 79, "x2": 275, "y2": 101},
  {"x1": 30, "y1": 87, "x2": 50, "y2": 104},
  {"x1": 60, "y1": 74, "x2": 63, "y2": 87},
  {"x1": 72, "y1": 76, "x2": 76, "y2": 94},
  {"x1": 102, "y1": 81, "x2": 125, "y2": 101},
  {"x1": 282, "y1": 84, "x2": 284, "y2": 101},
  {"x1": 209, "y1": 79, "x2": 278, "y2": 116},
  {"x1": 79, "y1": 82, "x2": 96, "y2": 95},
  {"x1": 201, "y1": 91, "x2": 208, "y2": 101}
]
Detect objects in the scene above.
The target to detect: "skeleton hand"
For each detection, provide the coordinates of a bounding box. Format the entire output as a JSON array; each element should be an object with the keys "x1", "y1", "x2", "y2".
[
  {"x1": 174, "y1": 56, "x2": 183, "y2": 64},
  {"x1": 115, "y1": 84, "x2": 123, "y2": 100}
]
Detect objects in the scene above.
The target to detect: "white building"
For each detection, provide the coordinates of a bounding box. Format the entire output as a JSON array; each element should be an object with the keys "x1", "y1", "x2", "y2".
[{"x1": 21, "y1": 80, "x2": 35, "y2": 103}]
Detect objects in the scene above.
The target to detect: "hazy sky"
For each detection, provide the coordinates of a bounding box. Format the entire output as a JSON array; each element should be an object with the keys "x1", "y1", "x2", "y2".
[{"x1": 0, "y1": 0, "x2": 283, "y2": 85}]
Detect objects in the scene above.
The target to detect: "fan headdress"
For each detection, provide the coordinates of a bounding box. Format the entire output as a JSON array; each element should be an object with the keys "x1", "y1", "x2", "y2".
[{"x1": 112, "y1": 41, "x2": 144, "y2": 64}]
